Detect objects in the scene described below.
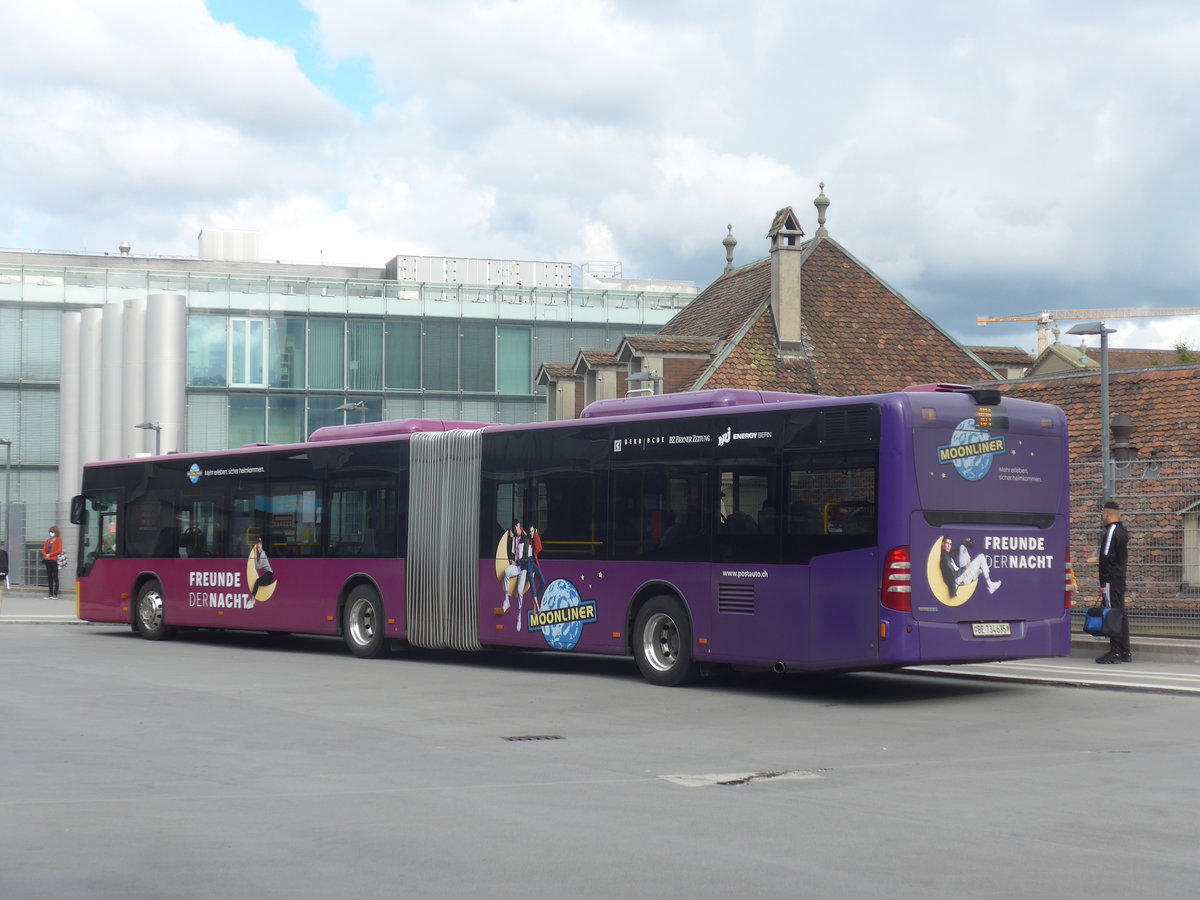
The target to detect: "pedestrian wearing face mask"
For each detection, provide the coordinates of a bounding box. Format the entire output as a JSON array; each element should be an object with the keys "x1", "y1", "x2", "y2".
[{"x1": 42, "y1": 526, "x2": 63, "y2": 599}]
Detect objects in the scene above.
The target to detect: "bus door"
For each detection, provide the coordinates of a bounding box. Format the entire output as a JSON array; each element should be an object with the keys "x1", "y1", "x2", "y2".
[
  {"x1": 784, "y1": 450, "x2": 880, "y2": 668},
  {"x1": 73, "y1": 489, "x2": 120, "y2": 572},
  {"x1": 711, "y1": 464, "x2": 795, "y2": 664}
]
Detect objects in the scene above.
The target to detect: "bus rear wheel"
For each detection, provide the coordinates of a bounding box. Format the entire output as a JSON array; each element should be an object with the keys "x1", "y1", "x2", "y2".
[
  {"x1": 634, "y1": 596, "x2": 699, "y2": 687},
  {"x1": 343, "y1": 586, "x2": 389, "y2": 659},
  {"x1": 134, "y1": 580, "x2": 173, "y2": 641}
]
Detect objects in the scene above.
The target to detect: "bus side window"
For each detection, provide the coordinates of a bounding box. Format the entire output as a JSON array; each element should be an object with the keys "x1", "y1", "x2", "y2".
[
  {"x1": 175, "y1": 492, "x2": 213, "y2": 558},
  {"x1": 328, "y1": 477, "x2": 396, "y2": 557},
  {"x1": 611, "y1": 465, "x2": 708, "y2": 562},
  {"x1": 127, "y1": 497, "x2": 182, "y2": 558},
  {"x1": 83, "y1": 491, "x2": 120, "y2": 566},
  {"x1": 532, "y1": 473, "x2": 602, "y2": 560},
  {"x1": 716, "y1": 467, "x2": 778, "y2": 564},
  {"x1": 231, "y1": 493, "x2": 267, "y2": 558},
  {"x1": 784, "y1": 451, "x2": 878, "y2": 560},
  {"x1": 269, "y1": 483, "x2": 321, "y2": 558}
]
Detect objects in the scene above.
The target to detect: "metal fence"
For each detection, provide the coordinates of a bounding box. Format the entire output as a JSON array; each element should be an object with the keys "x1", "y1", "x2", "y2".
[{"x1": 1070, "y1": 458, "x2": 1200, "y2": 637}]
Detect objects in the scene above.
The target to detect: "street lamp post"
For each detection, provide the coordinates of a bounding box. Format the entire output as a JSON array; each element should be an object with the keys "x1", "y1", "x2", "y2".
[
  {"x1": 134, "y1": 421, "x2": 162, "y2": 456},
  {"x1": 336, "y1": 401, "x2": 367, "y2": 424},
  {"x1": 1, "y1": 437, "x2": 11, "y2": 573},
  {"x1": 1068, "y1": 321, "x2": 1117, "y2": 504}
]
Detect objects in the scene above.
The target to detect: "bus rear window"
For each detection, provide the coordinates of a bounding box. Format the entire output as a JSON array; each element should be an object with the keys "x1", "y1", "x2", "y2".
[{"x1": 913, "y1": 427, "x2": 1062, "y2": 514}]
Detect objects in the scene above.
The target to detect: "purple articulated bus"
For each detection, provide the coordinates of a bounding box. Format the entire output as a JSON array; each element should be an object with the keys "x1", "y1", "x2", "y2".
[{"x1": 71, "y1": 384, "x2": 1072, "y2": 686}]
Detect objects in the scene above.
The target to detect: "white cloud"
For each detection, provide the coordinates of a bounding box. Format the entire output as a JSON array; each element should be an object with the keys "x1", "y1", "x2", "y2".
[
  {"x1": 0, "y1": 0, "x2": 352, "y2": 250},
  {"x1": 1108, "y1": 318, "x2": 1200, "y2": 352},
  {"x1": 309, "y1": 0, "x2": 729, "y2": 133},
  {"x1": 2, "y1": 0, "x2": 1199, "y2": 352}
]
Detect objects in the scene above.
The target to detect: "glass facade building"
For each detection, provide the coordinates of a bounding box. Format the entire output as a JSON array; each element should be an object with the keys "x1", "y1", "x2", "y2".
[{"x1": 0, "y1": 248, "x2": 693, "y2": 584}]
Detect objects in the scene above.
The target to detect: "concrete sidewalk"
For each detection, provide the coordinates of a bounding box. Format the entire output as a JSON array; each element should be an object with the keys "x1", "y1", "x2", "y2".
[
  {"x1": 0, "y1": 584, "x2": 83, "y2": 623},
  {"x1": 1071, "y1": 634, "x2": 1199, "y2": 664}
]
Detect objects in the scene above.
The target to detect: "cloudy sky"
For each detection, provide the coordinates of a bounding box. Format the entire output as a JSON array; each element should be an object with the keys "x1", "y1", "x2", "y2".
[{"x1": 2, "y1": 0, "x2": 1198, "y2": 354}]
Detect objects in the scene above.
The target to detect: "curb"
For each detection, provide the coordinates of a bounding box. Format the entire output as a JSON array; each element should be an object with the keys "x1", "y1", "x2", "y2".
[{"x1": 1071, "y1": 635, "x2": 1200, "y2": 664}]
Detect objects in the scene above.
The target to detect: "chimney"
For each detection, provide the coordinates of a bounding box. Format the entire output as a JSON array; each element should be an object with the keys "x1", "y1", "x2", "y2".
[{"x1": 768, "y1": 207, "x2": 804, "y2": 354}]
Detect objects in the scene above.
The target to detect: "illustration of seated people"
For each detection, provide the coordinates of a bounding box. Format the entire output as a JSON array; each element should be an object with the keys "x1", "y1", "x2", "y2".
[
  {"x1": 930, "y1": 535, "x2": 1001, "y2": 606},
  {"x1": 494, "y1": 519, "x2": 541, "y2": 631},
  {"x1": 244, "y1": 527, "x2": 278, "y2": 601},
  {"x1": 523, "y1": 523, "x2": 547, "y2": 606}
]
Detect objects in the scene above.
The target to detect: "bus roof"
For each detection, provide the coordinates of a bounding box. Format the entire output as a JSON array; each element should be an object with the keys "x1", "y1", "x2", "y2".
[
  {"x1": 581, "y1": 389, "x2": 826, "y2": 419},
  {"x1": 308, "y1": 419, "x2": 486, "y2": 443},
  {"x1": 81, "y1": 386, "x2": 1062, "y2": 471}
]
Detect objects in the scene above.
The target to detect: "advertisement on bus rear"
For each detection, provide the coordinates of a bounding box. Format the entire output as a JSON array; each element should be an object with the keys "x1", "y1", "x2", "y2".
[
  {"x1": 905, "y1": 396, "x2": 1068, "y2": 642},
  {"x1": 910, "y1": 403, "x2": 1064, "y2": 513}
]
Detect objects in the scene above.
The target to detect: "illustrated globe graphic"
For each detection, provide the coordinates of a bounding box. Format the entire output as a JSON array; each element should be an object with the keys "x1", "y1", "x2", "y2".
[
  {"x1": 538, "y1": 578, "x2": 585, "y2": 650},
  {"x1": 950, "y1": 419, "x2": 994, "y2": 482}
]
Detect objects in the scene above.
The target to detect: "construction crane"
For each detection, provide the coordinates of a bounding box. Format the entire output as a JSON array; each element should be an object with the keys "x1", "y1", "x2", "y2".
[{"x1": 977, "y1": 308, "x2": 1200, "y2": 355}]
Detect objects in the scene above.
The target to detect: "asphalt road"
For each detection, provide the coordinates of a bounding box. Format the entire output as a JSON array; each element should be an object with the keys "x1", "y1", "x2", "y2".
[{"x1": 2, "y1": 623, "x2": 1198, "y2": 899}]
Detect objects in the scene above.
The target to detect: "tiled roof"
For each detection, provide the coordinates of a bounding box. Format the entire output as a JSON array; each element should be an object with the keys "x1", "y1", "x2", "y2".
[
  {"x1": 540, "y1": 224, "x2": 997, "y2": 402},
  {"x1": 574, "y1": 349, "x2": 622, "y2": 371},
  {"x1": 1028, "y1": 345, "x2": 1178, "y2": 376},
  {"x1": 793, "y1": 240, "x2": 994, "y2": 393},
  {"x1": 536, "y1": 363, "x2": 578, "y2": 381},
  {"x1": 1027, "y1": 344, "x2": 1099, "y2": 376},
  {"x1": 991, "y1": 365, "x2": 1200, "y2": 459},
  {"x1": 695, "y1": 306, "x2": 817, "y2": 392},
  {"x1": 1084, "y1": 347, "x2": 1188, "y2": 369},
  {"x1": 968, "y1": 345, "x2": 1033, "y2": 368},
  {"x1": 660, "y1": 258, "x2": 773, "y2": 341},
  {"x1": 685, "y1": 239, "x2": 994, "y2": 394},
  {"x1": 622, "y1": 335, "x2": 718, "y2": 355}
]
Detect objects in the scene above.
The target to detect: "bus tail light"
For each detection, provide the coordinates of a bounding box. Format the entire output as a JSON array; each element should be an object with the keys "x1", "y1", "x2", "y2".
[
  {"x1": 881, "y1": 546, "x2": 912, "y2": 611},
  {"x1": 1064, "y1": 549, "x2": 1076, "y2": 609}
]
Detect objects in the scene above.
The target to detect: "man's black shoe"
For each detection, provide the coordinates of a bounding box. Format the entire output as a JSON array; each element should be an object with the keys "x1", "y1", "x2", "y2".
[
  {"x1": 1096, "y1": 651, "x2": 1122, "y2": 664},
  {"x1": 1119, "y1": 653, "x2": 1132, "y2": 663}
]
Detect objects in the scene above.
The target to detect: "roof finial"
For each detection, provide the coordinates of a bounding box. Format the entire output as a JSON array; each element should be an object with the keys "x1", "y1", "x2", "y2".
[
  {"x1": 814, "y1": 182, "x2": 830, "y2": 238},
  {"x1": 722, "y1": 224, "x2": 737, "y2": 274}
]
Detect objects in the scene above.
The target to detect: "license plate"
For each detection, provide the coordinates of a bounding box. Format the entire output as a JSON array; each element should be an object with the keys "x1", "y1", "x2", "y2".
[{"x1": 971, "y1": 622, "x2": 1011, "y2": 637}]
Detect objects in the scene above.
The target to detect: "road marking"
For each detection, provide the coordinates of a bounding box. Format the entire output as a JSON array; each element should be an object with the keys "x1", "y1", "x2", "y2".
[
  {"x1": 661, "y1": 770, "x2": 825, "y2": 788},
  {"x1": 913, "y1": 662, "x2": 1200, "y2": 694},
  {"x1": 969, "y1": 661, "x2": 1200, "y2": 683}
]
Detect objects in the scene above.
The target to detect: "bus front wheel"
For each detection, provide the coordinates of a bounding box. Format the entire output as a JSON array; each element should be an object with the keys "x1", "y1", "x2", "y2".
[
  {"x1": 343, "y1": 586, "x2": 389, "y2": 659},
  {"x1": 634, "y1": 596, "x2": 699, "y2": 687},
  {"x1": 134, "y1": 581, "x2": 173, "y2": 641}
]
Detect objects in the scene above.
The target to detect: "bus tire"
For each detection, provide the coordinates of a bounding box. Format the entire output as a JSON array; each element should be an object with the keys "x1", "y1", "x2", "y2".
[
  {"x1": 343, "y1": 586, "x2": 389, "y2": 659},
  {"x1": 634, "y1": 595, "x2": 699, "y2": 687},
  {"x1": 134, "y1": 580, "x2": 173, "y2": 641}
]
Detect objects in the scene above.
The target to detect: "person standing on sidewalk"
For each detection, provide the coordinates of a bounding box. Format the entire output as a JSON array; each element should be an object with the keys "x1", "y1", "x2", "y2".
[
  {"x1": 1088, "y1": 500, "x2": 1131, "y2": 664},
  {"x1": 42, "y1": 526, "x2": 63, "y2": 599}
]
